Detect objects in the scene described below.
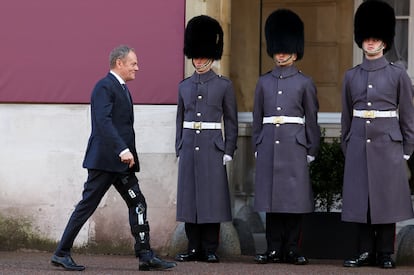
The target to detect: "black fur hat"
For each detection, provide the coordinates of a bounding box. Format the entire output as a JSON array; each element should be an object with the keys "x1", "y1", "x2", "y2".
[
  {"x1": 265, "y1": 9, "x2": 304, "y2": 60},
  {"x1": 354, "y1": 0, "x2": 395, "y2": 53},
  {"x1": 184, "y1": 15, "x2": 224, "y2": 60}
]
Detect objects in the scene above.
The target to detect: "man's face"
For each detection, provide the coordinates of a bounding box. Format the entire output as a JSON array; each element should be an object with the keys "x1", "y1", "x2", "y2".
[
  {"x1": 117, "y1": 51, "x2": 139, "y2": 82},
  {"x1": 362, "y1": 38, "x2": 383, "y2": 52},
  {"x1": 273, "y1": 53, "x2": 297, "y2": 66},
  {"x1": 362, "y1": 37, "x2": 385, "y2": 59}
]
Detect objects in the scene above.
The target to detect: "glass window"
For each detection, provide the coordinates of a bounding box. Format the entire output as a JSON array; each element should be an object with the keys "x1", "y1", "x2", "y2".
[
  {"x1": 386, "y1": 19, "x2": 409, "y2": 68},
  {"x1": 382, "y1": 0, "x2": 410, "y2": 69},
  {"x1": 382, "y1": 0, "x2": 409, "y2": 16}
]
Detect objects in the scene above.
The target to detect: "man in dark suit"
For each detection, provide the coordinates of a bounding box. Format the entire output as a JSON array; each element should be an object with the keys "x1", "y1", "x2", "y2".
[{"x1": 50, "y1": 45, "x2": 176, "y2": 271}]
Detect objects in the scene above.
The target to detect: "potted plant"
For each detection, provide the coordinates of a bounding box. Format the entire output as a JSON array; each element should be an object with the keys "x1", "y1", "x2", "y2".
[
  {"x1": 300, "y1": 132, "x2": 358, "y2": 259},
  {"x1": 309, "y1": 135, "x2": 344, "y2": 212}
]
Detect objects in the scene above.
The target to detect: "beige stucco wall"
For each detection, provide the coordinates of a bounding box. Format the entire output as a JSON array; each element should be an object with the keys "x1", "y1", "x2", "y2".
[{"x1": 0, "y1": 104, "x2": 178, "y2": 254}]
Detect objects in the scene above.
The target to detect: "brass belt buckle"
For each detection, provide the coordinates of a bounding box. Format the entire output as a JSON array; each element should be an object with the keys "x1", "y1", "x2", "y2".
[
  {"x1": 273, "y1": 116, "x2": 284, "y2": 124},
  {"x1": 363, "y1": 110, "x2": 376, "y2": 118},
  {"x1": 194, "y1": 122, "x2": 202, "y2": 129}
]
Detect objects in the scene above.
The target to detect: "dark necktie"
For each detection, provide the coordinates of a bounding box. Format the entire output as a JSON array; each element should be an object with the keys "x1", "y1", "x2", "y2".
[{"x1": 122, "y1": 84, "x2": 132, "y2": 104}]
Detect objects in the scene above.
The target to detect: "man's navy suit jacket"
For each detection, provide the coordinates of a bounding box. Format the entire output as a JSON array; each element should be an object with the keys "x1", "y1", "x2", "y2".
[{"x1": 82, "y1": 73, "x2": 139, "y2": 173}]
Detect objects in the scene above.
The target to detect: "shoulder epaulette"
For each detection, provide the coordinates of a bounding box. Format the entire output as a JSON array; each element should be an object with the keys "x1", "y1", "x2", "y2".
[
  {"x1": 390, "y1": 61, "x2": 406, "y2": 70},
  {"x1": 217, "y1": 74, "x2": 231, "y2": 82},
  {"x1": 179, "y1": 76, "x2": 192, "y2": 84}
]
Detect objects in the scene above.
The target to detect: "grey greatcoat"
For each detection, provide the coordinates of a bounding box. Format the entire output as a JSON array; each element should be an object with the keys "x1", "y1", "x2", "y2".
[
  {"x1": 175, "y1": 70, "x2": 238, "y2": 224},
  {"x1": 252, "y1": 65, "x2": 320, "y2": 213},
  {"x1": 341, "y1": 56, "x2": 414, "y2": 224}
]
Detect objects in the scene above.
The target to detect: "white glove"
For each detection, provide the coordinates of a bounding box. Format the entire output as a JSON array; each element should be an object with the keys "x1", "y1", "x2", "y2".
[
  {"x1": 404, "y1": 154, "x2": 410, "y2": 160},
  {"x1": 307, "y1": 155, "x2": 315, "y2": 163},
  {"x1": 255, "y1": 152, "x2": 257, "y2": 158},
  {"x1": 223, "y1": 154, "x2": 232, "y2": 165}
]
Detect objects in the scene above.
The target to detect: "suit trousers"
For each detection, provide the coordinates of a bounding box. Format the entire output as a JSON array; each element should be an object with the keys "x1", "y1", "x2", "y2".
[
  {"x1": 184, "y1": 222, "x2": 220, "y2": 255},
  {"x1": 265, "y1": 212, "x2": 302, "y2": 254},
  {"x1": 54, "y1": 169, "x2": 151, "y2": 259}
]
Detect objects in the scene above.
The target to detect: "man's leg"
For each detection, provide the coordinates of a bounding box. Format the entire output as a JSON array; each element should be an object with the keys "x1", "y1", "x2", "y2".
[
  {"x1": 114, "y1": 173, "x2": 176, "y2": 271},
  {"x1": 375, "y1": 223, "x2": 396, "y2": 268},
  {"x1": 344, "y1": 206, "x2": 377, "y2": 267},
  {"x1": 266, "y1": 213, "x2": 284, "y2": 254},
  {"x1": 175, "y1": 223, "x2": 203, "y2": 262},
  {"x1": 284, "y1": 213, "x2": 308, "y2": 265},
  {"x1": 255, "y1": 212, "x2": 284, "y2": 263},
  {"x1": 185, "y1": 222, "x2": 202, "y2": 253},
  {"x1": 52, "y1": 170, "x2": 114, "y2": 270},
  {"x1": 200, "y1": 223, "x2": 220, "y2": 262}
]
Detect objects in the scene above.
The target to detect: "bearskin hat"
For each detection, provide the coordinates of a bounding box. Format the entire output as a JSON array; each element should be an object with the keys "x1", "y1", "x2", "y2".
[
  {"x1": 265, "y1": 9, "x2": 304, "y2": 60},
  {"x1": 184, "y1": 15, "x2": 224, "y2": 60},
  {"x1": 354, "y1": 0, "x2": 395, "y2": 53}
]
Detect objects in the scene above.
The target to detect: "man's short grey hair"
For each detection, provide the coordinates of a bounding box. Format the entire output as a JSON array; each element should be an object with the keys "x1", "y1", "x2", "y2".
[{"x1": 109, "y1": 45, "x2": 135, "y2": 68}]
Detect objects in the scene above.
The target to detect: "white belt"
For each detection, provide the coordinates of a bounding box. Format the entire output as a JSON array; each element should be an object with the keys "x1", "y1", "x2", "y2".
[
  {"x1": 263, "y1": 116, "x2": 304, "y2": 125},
  {"x1": 353, "y1": 109, "x2": 397, "y2": 119},
  {"x1": 183, "y1": 121, "x2": 222, "y2": 130}
]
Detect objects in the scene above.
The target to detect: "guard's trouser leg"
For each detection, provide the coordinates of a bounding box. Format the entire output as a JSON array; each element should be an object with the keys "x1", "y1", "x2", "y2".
[
  {"x1": 185, "y1": 222, "x2": 220, "y2": 255},
  {"x1": 200, "y1": 223, "x2": 220, "y2": 255},
  {"x1": 359, "y1": 209, "x2": 395, "y2": 255},
  {"x1": 184, "y1": 222, "x2": 202, "y2": 252},
  {"x1": 283, "y1": 213, "x2": 302, "y2": 254},
  {"x1": 265, "y1": 212, "x2": 284, "y2": 253}
]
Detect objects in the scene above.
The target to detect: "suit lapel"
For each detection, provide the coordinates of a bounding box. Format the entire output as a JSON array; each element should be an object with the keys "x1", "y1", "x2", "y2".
[{"x1": 107, "y1": 74, "x2": 134, "y2": 118}]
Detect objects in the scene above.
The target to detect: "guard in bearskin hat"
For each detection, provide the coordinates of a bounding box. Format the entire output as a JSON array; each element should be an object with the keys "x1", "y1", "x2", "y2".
[
  {"x1": 341, "y1": 0, "x2": 414, "y2": 269},
  {"x1": 252, "y1": 9, "x2": 320, "y2": 265},
  {"x1": 174, "y1": 15, "x2": 238, "y2": 263}
]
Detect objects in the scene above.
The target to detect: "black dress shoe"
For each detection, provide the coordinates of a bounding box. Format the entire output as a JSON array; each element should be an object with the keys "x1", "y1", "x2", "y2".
[
  {"x1": 139, "y1": 256, "x2": 177, "y2": 271},
  {"x1": 285, "y1": 251, "x2": 308, "y2": 265},
  {"x1": 343, "y1": 252, "x2": 375, "y2": 267},
  {"x1": 254, "y1": 253, "x2": 268, "y2": 264},
  {"x1": 378, "y1": 253, "x2": 395, "y2": 269},
  {"x1": 175, "y1": 249, "x2": 200, "y2": 262},
  {"x1": 51, "y1": 254, "x2": 85, "y2": 271},
  {"x1": 254, "y1": 250, "x2": 282, "y2": 264},
  {"x1": 205, "y1": 253, "x2": 219, "y2": 263}
]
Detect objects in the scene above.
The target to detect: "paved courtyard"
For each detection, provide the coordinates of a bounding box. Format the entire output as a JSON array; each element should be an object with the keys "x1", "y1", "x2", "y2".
[{"x1": 1, "y1": 250, "x2": 414, "y2": 275}]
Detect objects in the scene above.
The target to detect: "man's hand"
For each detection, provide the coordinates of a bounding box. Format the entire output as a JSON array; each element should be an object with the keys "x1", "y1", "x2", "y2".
[{"x1": 120, "y1": 151, "x2": 135, "y2": 168}]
